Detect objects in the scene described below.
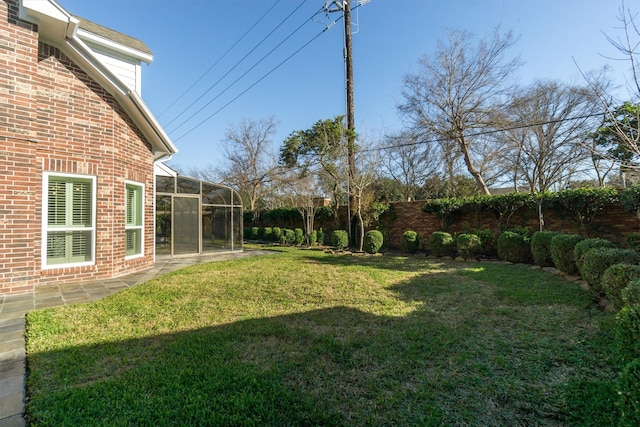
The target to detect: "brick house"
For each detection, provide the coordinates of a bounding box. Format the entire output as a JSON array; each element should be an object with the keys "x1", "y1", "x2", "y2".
[{"x1": 0, "y1": 0, "x2": 178, "y2": 295}]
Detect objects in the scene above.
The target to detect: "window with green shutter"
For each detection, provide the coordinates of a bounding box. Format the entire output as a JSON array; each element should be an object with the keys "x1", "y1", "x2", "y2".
[
  {"x1": 44, "y1": 174, "x2": 95, "y2": 266},
  {"x1": 125, "y1": 182, "x2": 143, "y2": 257}
]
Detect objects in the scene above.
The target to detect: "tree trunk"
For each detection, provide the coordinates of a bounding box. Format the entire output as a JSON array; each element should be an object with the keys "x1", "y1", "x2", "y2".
[{"x1": 458, "y1": 136, "x2": 491, "y2": 195}]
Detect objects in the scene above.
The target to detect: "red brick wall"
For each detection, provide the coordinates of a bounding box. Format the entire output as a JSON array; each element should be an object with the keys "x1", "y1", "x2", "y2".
[
  {"x1": 379, "y1": 200, "x2": 640, "y2": 249},
  {"x1": 0, "y1": 0, "x2": 156, "y2": 295}
]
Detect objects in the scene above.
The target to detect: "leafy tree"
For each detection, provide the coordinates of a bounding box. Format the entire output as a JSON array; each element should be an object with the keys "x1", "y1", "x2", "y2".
[
  {"x1": 592, "y1": 102, "x2": 640, "y2": 173},
  {"x1": 280, "y1": 116, "x2": 347, "y2": 216},
  {"x1": 399, "y1": 28, "x2": 520, "y2": 195}
]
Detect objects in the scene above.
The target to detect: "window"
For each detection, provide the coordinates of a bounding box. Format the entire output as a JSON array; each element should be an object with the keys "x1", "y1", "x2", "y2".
[
  {"x1": 44, "y1": 173, "x2": 95, "y2": 267},
  {"x1": 125, "y1": 182, "x2": 144, "y2": 258}
]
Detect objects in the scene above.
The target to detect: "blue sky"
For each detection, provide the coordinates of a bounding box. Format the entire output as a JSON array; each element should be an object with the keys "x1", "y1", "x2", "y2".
[{"x1": 59, "y1": 0, "x2": 635, "y2": 172}]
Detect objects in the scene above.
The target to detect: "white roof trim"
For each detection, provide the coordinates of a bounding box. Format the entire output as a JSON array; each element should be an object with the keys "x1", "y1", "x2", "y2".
[
  {"x1": 18, "y1": 0, "x2": 177, "y2": 160},
  {"x1": 77, "y1": 29, "x2": 153, "y2": 64}
]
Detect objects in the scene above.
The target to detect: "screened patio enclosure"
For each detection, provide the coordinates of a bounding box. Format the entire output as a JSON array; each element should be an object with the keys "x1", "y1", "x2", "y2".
[{"x1": 155, "y1": 174, "x2": 243, "y2": 257}]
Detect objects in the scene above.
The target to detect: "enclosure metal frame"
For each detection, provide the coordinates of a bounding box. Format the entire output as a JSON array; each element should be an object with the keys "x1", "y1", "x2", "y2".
[{"x1": 155, "y1": 175, "x2": 243, "y2": 257}]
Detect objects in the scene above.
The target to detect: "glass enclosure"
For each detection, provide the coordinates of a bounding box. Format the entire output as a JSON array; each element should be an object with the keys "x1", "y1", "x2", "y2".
[{"x1": 155, "y1": 175, "x2": 243, "y2": 257}]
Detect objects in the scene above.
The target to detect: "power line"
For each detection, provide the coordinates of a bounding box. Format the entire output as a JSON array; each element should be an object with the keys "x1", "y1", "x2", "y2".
[
  {"x1": 169, "y1": 0, "x2": 370, "y2": 143},
  {"x1": 372, "y1": 112, "x2": 605, "y2": 153},
  {"x1": 173, "y1": 19, "x2": 340, "y2": 143},
  {"x1": 156, "y1": 0, "x2": 282, "y2": 120},
  {"x1": 165, "y1": 0, "x2": 316, "y2": 132}
]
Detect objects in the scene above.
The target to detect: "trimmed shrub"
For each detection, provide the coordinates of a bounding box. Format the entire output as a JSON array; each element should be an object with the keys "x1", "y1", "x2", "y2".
[
  {"x1": 294, "y1": 228, "x2": 305, "y2": 245},
  {"x1": 251, "y1": 227, "x2": 260, "y2": 240},
  {"x1": 310, "y1": 230, "x2": 318, "y2": 246},
  {"x1": 623, "y1": 279, "x2": 640, "y2": 307},
  {"x1": 263, "y1": 227, "x2": 273, "y2": 242},
  {"x1": 331, "y1": 230, "x2": 349, "y2": 249},
  {"x1": 601, "y1": 264, "x2": 640, "y2": 310},
  {"x1": 456, "y1": 233, "x2": 481, "y2": 260},
  {"x1": 574, "y1": 238, "x2": 617, "y2": 276},
  {"x1": 243, "y1": 227, "x2": 251, "y2": 240},
  {"x1": 497, "y1": 231, "x2": 532, "y2": 264},
  {"x1": 616, "y1": 358, "x2": 640, "y2": 426},
  {"x1": 318, "y1": 228, "x2": 325, "y2": 246},
  {"x1": 581, "y1": 248, "x2": 640, "y2": 294},
  {"x1": 626, "y1": 233, "x2": 640, "y2": 252},
  {"x1": 401, "y1": 230, "x2": 420, "y2": 254},
  {"x1": 363, "y1": 230, "x2": 384, "y2": 254},
  {"x1": 473, "y1": 229, "x2": 497, "y2": 257},
  {"x1": 284, "y1": 229, "x2": 296, "y2": 245},
  {"x1": 272, "y1": 227, "x2": 282, "y2": 243},
  {"x1": 616, "y1": 305, "x2": 640, "y2": 363},
  {"x1": 550, "y1": 234, "x2": 584, "y2": 275},
  {"x1": 430, "y1": 231, "x2": 455, "y2": 257},
  {"x1": 531, "y1": 231, "x2": 558, "y2": 267}
]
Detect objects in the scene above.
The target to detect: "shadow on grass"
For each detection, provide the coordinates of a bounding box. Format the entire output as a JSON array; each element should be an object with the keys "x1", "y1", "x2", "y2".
[{"x1": 26, "y1": 261, "x2": 619, "y2": 426}]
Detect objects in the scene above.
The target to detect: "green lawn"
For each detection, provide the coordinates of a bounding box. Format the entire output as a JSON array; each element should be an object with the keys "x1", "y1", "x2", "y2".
[{"x1": 25, "y1": 247, "x2": 619, "y2": 426}]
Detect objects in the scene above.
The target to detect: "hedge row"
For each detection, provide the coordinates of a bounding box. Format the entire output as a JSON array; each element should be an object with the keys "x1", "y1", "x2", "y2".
[
  {"x1": 421, "y1": 186, "x2": 640, "y2": 232},
  {"x1": 243, "y1": 227, "x2": 323, "y2": 246}
]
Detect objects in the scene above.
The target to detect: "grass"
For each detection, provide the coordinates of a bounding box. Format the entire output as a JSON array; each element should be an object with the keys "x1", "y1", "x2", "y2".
[{"x1": 25, "y1": 246, "x2": 620, "y2": 426}]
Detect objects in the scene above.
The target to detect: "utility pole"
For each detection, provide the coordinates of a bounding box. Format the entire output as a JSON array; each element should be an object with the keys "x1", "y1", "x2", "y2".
[
  {"x1": 325, "y1": 0, "x2": 360, "y2": 245},
  {"x1": 343, "y1": 0, "x2": 357, "y2": 245}
]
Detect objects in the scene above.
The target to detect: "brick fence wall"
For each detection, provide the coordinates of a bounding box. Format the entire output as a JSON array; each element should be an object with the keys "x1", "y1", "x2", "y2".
[
  {"x1": 378, "y1": 200, "x2": 640, "y2": 249},
  {"x1": 249, "y1": 200, "x2": 640, "y2": 250}
]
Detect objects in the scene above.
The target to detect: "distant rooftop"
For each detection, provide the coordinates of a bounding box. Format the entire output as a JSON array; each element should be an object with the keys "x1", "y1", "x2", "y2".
[{"x1": 73, "y1": 15, "x2": 152, "y2": 57}]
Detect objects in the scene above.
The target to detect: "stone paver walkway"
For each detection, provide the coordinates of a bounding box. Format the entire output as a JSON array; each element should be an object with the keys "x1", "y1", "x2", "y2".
[{"x1": 0, "y1": 249, "x2": 273, "y2": 427}]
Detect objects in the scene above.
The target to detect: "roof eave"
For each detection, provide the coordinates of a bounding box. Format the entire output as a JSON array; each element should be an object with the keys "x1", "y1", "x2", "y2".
[{"x1": 18, "y1": 0, "x2": 177, "y2": 160}]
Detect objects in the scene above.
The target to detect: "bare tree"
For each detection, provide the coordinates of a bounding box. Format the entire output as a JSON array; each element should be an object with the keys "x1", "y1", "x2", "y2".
[
  {"x1": 381, "y1": 130, "x2": 439, "y2": 201},
  {"x1": 192, "y1": 117, "x2": 281, "y2": 217},
  {"x1": 500, "y1": 80, "x2": 602, "y2": 229},
  {"x1": 351, "y1": 135, "x2": 380, "y2": 252},
  {"x1": 284, "y1": 171, "x2": 323, "y2": 245},
  {"x1": 581, "y1": 1, "x2": 640, "y2": 171},
  {"x1": 399, "y1": 28, "x2": 521, "y2": 195}
]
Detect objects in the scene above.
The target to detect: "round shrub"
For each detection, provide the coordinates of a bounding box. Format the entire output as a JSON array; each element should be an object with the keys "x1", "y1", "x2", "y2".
[
  {"x1": 616, "y1": 358, "x2": 640, "y2": 426},
  {"x1": 623, "y1": 279, "x2": 640, "y2": 307},
  {"x1": 272, "y1": 227, "x2": 282, "y2": 242},
  {"x1": 497, "y1": 231, "x2": 532, "y2": 264},
  {"x1": 456, "y1": 233, "x2": 481, "y2": 260},
  {"x1": 473, "y1": 229, "x2": 497, "y2": 256},
  {"x1": 430, "y1": 231, "x2": 454, "y2": 257},
  {"x1": 626, "y1": 233, "x2": 640, "y2": 252},
  {"x1": 574, "y1": 238, "x2": 617, "y2": 275},
  {"x1": 550, "y1": 234, "x2": 584, "y2": 275},
  {"x1": 284, "y1": 228, "x2": 296, "y2": 245},
  {"x1": 263, "y1": 227, "x2": 273, "y2": 242},
  {"x1": 310, "y1": 229, "x2": 318, "y2": 246},
  {"x1": 363, "y1": 230, "x2": 384, "y2": 254},
  {"x1": 251, "y1": 227, "x2": 260, "y2": 240},
  {"x1": 581, "y1": 248, "x2": 640, "y2": 294},
  {"x1": 616, "y1": 305, "x2": 640, "y2": 363},
  {"x1": 331, "y1": 230, "x2": 349, "y2": 249},
  {"x1": 243, "y1": 227, "x2": 251, "y2": 240},
  {"x1": 402, "y1": 230, "x2": 420, "y2": 254},
  {"x1": 294, "y1": 228, "x2": 305, "y2": 245},
  {"x1": 601, "y1": 264, "x2": 640, "y2": 310},
  {"x1": 318, "y1": 228, "x2": 325, "y2": 246},
  {"x1": 530, "y1": 231, "x2": 558, "y2": 267}
]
